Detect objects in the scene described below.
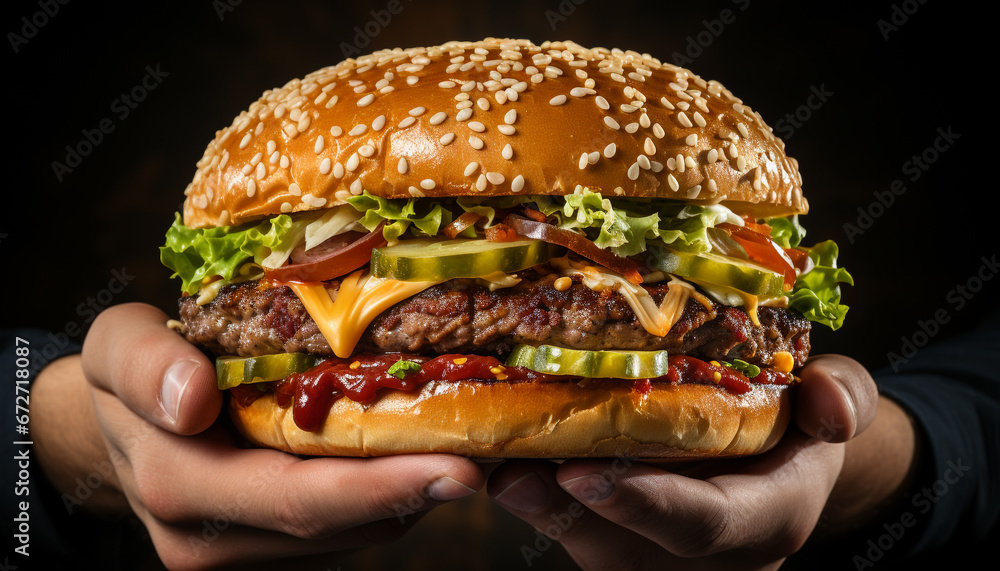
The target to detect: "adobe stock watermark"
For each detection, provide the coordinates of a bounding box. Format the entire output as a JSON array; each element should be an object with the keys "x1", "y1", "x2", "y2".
[
  {"x1": 852, "y1": 458, "x2": 969, "y2": 569},
  {"x1": 669, "y1": 0, "x2": 751, "y2": 67},
  {"x1": 544, "y1": 0, "x2": 586, "y2": 31},
  {"x1": 7, "y1": 0, "x2": 71, "y2": 54},
  {"x1": 877, "y1": 0, "x2": 929, "y2": 41},
  {"x1": 339, "y1": 0, "x2": 412, "y2": 59},
  {"x1": 51, "y1": 64, "x2": 169, "y2": 182},
  {"x1": 842, "y1": 125, "x2": 960, "y2": 244},
  {"x1": 213, "y1": 0, "x2": 242, "y2": 21},
  {"x1": 26, "y1": 267, "x2": 135, "y2": 375},
  {"x1": 886, "y1": 254, "x2": 997, "y2": 371},
  {"x1": 520, "y1": 456, "x2": 634, "y2": 567},
  {"x1": 773, "y1": 84, "x2": 834, "y2": 141}
]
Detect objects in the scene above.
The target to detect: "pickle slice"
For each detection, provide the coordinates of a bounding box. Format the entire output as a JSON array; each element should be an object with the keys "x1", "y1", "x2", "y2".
[
  {"x1": 647, "y1": 247, "x2": 784, "y2": 298},
  {"x1": 216, "y1": 353, "x2": 320, "y2": 390},
  {"x1": 370, "y1": 238, "x2": 561, "y2": 281},
  {"x1": 506, "y1": 344, "x2": 670, "y2": 379}
]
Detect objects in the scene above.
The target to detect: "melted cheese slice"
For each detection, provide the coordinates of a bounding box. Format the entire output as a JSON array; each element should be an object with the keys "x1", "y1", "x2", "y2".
[
  {"x1": 288, "y1": 271, "x2": 438, "y2": 358},
  {"x1": 556, "y1": 260, "x2": 693, "y2": 337}
]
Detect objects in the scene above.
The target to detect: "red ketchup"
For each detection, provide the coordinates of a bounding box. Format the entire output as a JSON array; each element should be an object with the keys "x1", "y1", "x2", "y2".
[{"x1": 231, "y1": 353, "x2": 796, "y2": 432}]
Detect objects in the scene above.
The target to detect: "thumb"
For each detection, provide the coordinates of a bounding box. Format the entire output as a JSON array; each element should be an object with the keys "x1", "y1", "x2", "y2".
[
  {"x1": 794, "y1": 354, "x2": 879, "y2": 442},
  {"x1": 82, "y1": 302, "x2": 221, "y2": 435}
]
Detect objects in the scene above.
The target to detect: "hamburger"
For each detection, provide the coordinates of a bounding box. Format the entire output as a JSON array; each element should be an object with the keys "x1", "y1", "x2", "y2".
[{"x1": 161, "y1": 38, "x2": 852, "y2": 458}]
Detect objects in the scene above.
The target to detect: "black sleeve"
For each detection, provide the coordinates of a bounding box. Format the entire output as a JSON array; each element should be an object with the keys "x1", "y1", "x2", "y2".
[
  {"x1": 872, "y1": 308, "x2": 1000, "y2": 558},
  {"x1": 2, "y1": 329, "x2": 151, "y2": 570}
]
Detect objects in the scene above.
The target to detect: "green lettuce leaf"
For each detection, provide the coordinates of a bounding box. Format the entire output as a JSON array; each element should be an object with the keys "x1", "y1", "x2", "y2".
[
  {"x1": 787, "y1": 240, "x2": 853, "y2": 330},
  {"x1": 159, "y1": 212, "x2": 295, "y2": 295},
  {"x1": 347, "y1": 192, "x2": 451, "y2": 241},
  {"x1": 769, "y1": 215, "x2": 807, "y2": 249}
]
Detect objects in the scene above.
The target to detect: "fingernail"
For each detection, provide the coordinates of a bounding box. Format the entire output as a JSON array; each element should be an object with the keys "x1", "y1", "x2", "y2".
[
  {"x1": 494, "y1": 473, "x2": 550, "y2": 513},
  {"x1": 560, "y1": 475, "x2": 615, "y2": 503},
  {"x1": 426, "y1": 477, "x2": 477, "y2": 501},
  {"x1": 161, "y1": 359, "x2": 200, "y2": 423}
]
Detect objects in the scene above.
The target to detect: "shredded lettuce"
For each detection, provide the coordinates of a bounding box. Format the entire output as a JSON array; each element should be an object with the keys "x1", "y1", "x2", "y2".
[
  {"x1": 159, "y1": 212, "x2": 296, "y2": 295},
  {"x1": 787, "y1": 240, "x2": 853, "y2": 330}
]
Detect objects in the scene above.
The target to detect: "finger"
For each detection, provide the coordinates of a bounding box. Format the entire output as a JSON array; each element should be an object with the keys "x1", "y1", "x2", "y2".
[
  {"x1": 556, "y1": 432, "x2": 843, "y2": 563},
  {"x1": 82, "y1": 302, "x2": 221, "y2": 435},
  {"x1": 794, "y1": 354, "x2": 879, "y2": 442},
  {"x1": 488, "y1": 460, "x2": 664, "y2": 570}
]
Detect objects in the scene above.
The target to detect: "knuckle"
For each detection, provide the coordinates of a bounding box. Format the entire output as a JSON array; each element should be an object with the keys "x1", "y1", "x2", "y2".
[
  {"x1": 667, "y1": 501, "x2": 730, "y2": 558},
  {"x1": 271, "y1": 485, "x2": 329, "y2": 540},
  {"x1": 131, "y1": 470, "x2": 188, "y2": 524}
]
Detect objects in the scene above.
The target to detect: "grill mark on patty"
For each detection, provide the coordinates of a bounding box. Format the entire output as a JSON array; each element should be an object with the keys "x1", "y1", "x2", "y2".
[{"x1": 179, "y1": 273, "x2": 811, "y2": 367}]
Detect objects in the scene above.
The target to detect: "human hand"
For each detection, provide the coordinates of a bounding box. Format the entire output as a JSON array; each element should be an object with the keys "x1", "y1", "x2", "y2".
[
  {"x1": 487, "y1": 355, "x2": 880, "y2": 570},
  {"x1": 81, "y1": 303, "x2": 483, "y2": 570}
]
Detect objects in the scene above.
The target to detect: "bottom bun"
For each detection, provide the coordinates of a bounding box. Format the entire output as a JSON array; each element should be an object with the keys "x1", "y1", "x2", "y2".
[{"x1": 229, "y1": 380, "x2": 791, "y2": 458}]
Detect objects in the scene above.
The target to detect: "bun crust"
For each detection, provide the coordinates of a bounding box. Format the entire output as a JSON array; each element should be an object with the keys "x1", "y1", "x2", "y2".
[
  {"x1": 229, "y1": 381, "x2": 790, "y2": 458},
  {"x1": 184, "y1": 38, "x2": 806, "y2": 229}
]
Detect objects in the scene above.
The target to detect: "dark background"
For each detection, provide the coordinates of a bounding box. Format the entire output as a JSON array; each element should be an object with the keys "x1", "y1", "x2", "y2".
[{"x1": 3, "y1": 0, "x2": 991, "y2": 569}]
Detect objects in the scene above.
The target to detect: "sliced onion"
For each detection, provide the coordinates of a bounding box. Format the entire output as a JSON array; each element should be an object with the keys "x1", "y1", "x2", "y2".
[
  {"x1": 504, "y1": 215, "x2": 644, "y2": 284},
  {"x1": 442, "y1": 211, "x2": 482, "y2": 239},
  {"x1": 265, "y1": 221, "x2": 387, "y2": 283}
]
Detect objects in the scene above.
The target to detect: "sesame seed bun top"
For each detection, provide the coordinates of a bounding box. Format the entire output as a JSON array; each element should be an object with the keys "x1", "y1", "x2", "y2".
[{"x1": 182, "y1": 38, "x2": 807, "y2": 229}]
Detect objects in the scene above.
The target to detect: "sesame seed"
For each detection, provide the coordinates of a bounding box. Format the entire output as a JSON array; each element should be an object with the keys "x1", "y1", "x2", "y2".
[
  {"x1": 494, "y1": 90, "x2": 508, "y2": 104},
  {"x1": 653, "y1": 123, "x2": 665, "y2": 139},
  {"x1": 349, "y1": 124, "x2": 367, "y2": 136},
  {"x1": 667, "y1": 174, "x2": 679, "y2": 191},
  {"x1": 660, "y1": 96, "x2": 674, "y2": 109},
  {"x1": 611, "y1": 73, "x2": 625, "y2": 83},
  {"x1": 737, "y1": 156, "x2": 747, "y2": 171},
  {"x1": 737, "y1": 122, "x2": 750, "y2": 138},
  {"x1": 420, "y1": 179, "x2": 436, "y2": 190},
  {"x1": 604, "y1": 116, "x2": 620, "y2": 130},
  {"x1": 625, "y1": 122, "x2": 639, "y2": 133},
  {"x1": 239, "y1": 132, "x2": 251, "y2": 149},
  {"x1": 693, "y1": 112, "x2": 707, "y2": 127},
  {"x1": 468, "y1": 121, "x2": 486, "y2": 132},
  {"x1": 357, "y1": 94, "x2": 375, "y2": 107},
  {"x1": 676, "y1": 153, "x2": 686, "y2": 173},
  {"x1": 729, "y1": 144, "x2": 739, "y2": 159},
  {"x1": 280, "y1": 155, "x2": 290, "y2": 168},
  {"x1": 250, "y1": 152, "x2": 262, "y2": 166},
  {"x1": 266, "y1": 140, "x2": 276, "y2": 154},
  {"x1": 319, "y1": 158, "x2": 332, "y2": 174},
  {"x1": 256, "y1": 162, "x2": 266, "y2": 179},
  {"x1": 502, "y1": 144, "x2": 513, "y2": 160},
  {"x1": 372, "y1": 115, "x2": 386, "y2": 131},
  {"x1": 333, "y1": 162, "x2": 344, "y2": 179},
  {"x1": 330, "y1": 126, "x2": 343, "y2": 137},
  {"x1": 498, "y1": 124, "x2": 516, "y2": 135},
  {"x1": 579, "y1": 152, "x2": 588, "y2": 170},
  {"x1": 620, "y1": 103, "x2": 637, "y2": 113},
  {"x1": 639, "y1": 113, "x2": 651, "y2": 128},
  {"x1": 570, "y1": 87, "x2": 590, "y2": 97},
  {"x1": 429, "y1": 112, "x2": 447, "y2": 125},
  {"x1": 282, "y1": 124, "x2": 298, "y2": 138},
  {"x1": 398, "y1": 116, "x2": 416, "y2": 129},
  {"x1": 549, "y1": 94, "x2": 567, "y2": 106},
  {"x1": 651, "y1": 161, "x2": 663, "y2": 172},
  {"x1": 637, "y1": 155, "x2": 651, "y2": 170},
  {"x1": 627, "y1": 162, "x2": 640, "y2": 180},
  {"x1": 677, "y1": 112, "x2": 693, "y2": 128},
  {"x1": 486, "y1": 172, "x2": 505, "y2": 185},
  {"x1": 504, "y1": 109, "x2": 517, "y2": 124},
  {"x1": 456, "y1": 108, "x2": 473, "y2": 121},
  {"x1": 281, "y1": 202, "x2": 292, "y2": 213},
  {"x1": 358, "y1": 144, "x2": 375, "y2": 158},
  {"x1": 247, "y1": 180, "x2": 256, "y2": 197},
  {"x1": 604, "y1": 143, "x2": 616, "y2": 158},
  {"x1": 595, "y1": 96, "x2": 610, "y2": 110},
  {"x1": 644, "y1": 138, "x2": 656, "y2": 155},
  {"x1": 302, "y1": 192, "x2": 327, "y2": 207},
  {"x1": 314, "y1": 136, "x2": 325, "y2": 154},
  {"x1": 350, "y1": 178, "x2": 363, "y2": 195},
  {"x1": 685, "y1": 134, "x2": 698, "y2": 145},
  {"x1": 588, "y1": 151, "x2": 600, "y2": 164},
  {"x1": 707, "y1": 149, "x2": 719, "y2": 163},
  {"x1": 440, "y1": 132, "x2": 456, "y2": 145},
  {"x1": 476, "y1": 174, "x2": 488, "y2": 191},
  {"x1": 469, "y1": 135, "x2": 484, "y2": 149},
  {"x1": 345, "y1": 153, "x2": 360, "y2": 172},
  {"x1": 464, "y1": 162, "x2": 479, "y2": 177},
  {"x1": 477, "y1": 98, "x2": 490, "y2": 111}
]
